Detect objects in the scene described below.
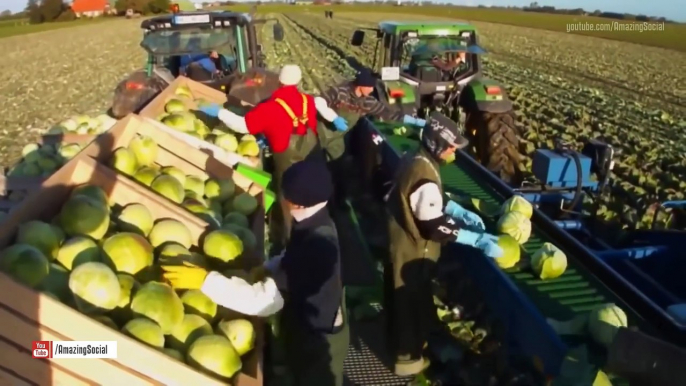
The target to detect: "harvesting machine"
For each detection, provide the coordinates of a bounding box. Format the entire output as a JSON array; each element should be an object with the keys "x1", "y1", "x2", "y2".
[
  {"x1": 343, "y1": 114, "x2": 686, "y2": 382},
  {"x1": 350, "y1": 22, "x2": 523, "y2": 186},
  {"x1": 110, "y1": 4, "x2": 285, "y2": 119}
]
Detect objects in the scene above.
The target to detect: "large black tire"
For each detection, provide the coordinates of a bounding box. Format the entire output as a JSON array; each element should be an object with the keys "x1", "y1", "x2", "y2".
[{"x1": 466, "y1": 110, "x2": 524, "y2": 186}]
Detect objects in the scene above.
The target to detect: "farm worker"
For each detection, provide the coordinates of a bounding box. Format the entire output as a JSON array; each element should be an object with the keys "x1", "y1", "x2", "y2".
[
  {"x1": 197, "y1": 64, "x2": 343, "y2": 254},
  {"x1": 180, "y1": 51, "x2": 220, "y2": 81},
  {"x1": 384, "y1": 111, "x2": 503, "y2": 377},
  {"x1": 431, "y1": 51, "x2": 468, "y2": 73},
  {"x1": 317, "y1": 68, "x2": 427, "y2": 207},
  {"x1": 162, "y1": 158, "x2": 348, "y2": 386}
]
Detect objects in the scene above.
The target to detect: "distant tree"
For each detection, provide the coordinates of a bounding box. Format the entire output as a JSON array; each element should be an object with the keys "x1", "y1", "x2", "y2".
[
  {"x1": 25, "y1": 0, "x2": 44, "y2": 23},
  {"x1": 146, "y1": 0, "x2": 171, "y2": 13},
  {"x1": 40, "y1": 0, "x2": 67, "y2": 21},
  {"x1": 55, "y1": 8, "x2": 76, "y2": 21},
  {"x1": 115, "y1": 0, "x2": 149, "y2": 13},
  {"x1": 529, "y1": 2, "x2": 538, "y2": 8},
  {"x1": 0, "y1": 10, "x2": 11, "y2": 17}
]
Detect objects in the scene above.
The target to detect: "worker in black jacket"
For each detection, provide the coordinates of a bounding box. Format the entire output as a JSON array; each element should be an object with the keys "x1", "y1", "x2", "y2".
[
  {"x1": 161, "y1": 158, "x2": 348, "y2": 386},
  {"x1": 317, "y1": 69, "x2": 426, "y2": 207}
]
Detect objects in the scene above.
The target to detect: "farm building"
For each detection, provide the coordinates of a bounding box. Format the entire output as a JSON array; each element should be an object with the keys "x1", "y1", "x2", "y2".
[{"x1": 70, "y1": 0, "x2": 116, "y2": 17}]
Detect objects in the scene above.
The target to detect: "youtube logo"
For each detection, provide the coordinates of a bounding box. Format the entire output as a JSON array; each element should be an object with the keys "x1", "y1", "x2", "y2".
[{"x1": 32, "y1": 341, "x2": 52, "y2": 359}]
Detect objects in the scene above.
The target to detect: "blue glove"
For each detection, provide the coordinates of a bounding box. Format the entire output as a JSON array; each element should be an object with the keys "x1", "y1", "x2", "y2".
[
  {"x1": 455, "y1": 230, "x2": 503, "y2": 259},
  {"x1": 256, "y1": 135, "x2": 268, "y2": 149},
  {"x1": 332, "y1": 117, "x2": 348, "y2": 132},
  {"x1": 402, "y1": 115, "x2": 427, "y2": 127},
  {"x1": 444, "y1": 200, "x2": 485, "y2": 231},
  {"x1": 199, "y1": 103, "x2": 221, "y2": 118}
]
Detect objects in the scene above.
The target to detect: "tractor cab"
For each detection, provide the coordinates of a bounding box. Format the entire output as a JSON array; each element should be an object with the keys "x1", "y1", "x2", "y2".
[
  {"x1": 350, "y1": 21, "x2": 524, "y2": 186},
  {"x1": 140, "y1": 9, "x2": 281, "y2": 89},
  {"x1": 351, "y1": 22, "x2": 485, "y2": 106},
  {"x1": 111, "y1": 5, "x2": 284, "y2": 118}
]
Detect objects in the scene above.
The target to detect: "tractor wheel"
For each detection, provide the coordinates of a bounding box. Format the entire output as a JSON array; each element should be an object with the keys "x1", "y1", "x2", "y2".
[{"x1": 465, "y1": 110, "x2": 524, "y2": 186}]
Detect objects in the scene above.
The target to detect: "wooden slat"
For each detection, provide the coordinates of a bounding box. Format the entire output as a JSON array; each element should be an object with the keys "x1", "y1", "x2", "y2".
[
  {"x1": 0, "y1": 365, "x2": 33, "y2": 386},
  {"x1": 0, "y1": 306, "x2": 158, "y2": 386},
  {"x1": 0, "y1": 338, "x2": 93, "y2": 386},
  {"x1": 155, "y1": 148, "x2": 208, "y2": 179}
]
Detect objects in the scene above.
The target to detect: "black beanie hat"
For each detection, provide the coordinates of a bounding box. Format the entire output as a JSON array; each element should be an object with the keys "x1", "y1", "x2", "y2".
[
  {"x1": 282, "y1": 158, "x2": 333, "y2": 207},
  {"x1": 354, "y1": 69, "x2": 376, "y2": 88}
]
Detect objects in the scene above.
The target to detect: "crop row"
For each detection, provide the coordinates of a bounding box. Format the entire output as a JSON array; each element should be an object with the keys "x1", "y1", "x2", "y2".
[
  {"x1": 282, "y1": 13, "x2": 684, "y2": 229},
  {"x1": 0, "y1": 19, "x2": 144, "y2": 166},
  {"x1": 258, "y1": 14, "x2": 352, "y2": 93}
]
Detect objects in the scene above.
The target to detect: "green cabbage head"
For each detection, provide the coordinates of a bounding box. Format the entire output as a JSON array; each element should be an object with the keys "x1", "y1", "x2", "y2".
[
  {"x1": 588, "y1": 303, "x2": 627, "y2": 347},
  {"x1": 501, "y1": 195, "x2": 533, "y2": 219},
  {"x1": 496, "y1": 211, "x2": 532, "y2": 244},
  {"x1": 531, "y1": 242, "x2": 567, "y2": 280}
]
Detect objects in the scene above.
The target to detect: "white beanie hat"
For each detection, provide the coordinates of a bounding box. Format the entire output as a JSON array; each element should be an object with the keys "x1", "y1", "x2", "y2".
[{"x1": 279, "y1": 64, "x2": 302, "y2": 86}]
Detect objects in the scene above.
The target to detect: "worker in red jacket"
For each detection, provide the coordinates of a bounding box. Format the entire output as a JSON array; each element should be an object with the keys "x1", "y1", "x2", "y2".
[{"x1": 199, "y1": 64, "x2": 343, "y2": 253}]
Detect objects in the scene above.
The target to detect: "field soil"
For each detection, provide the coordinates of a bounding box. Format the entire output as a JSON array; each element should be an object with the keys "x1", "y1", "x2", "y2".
[{"x1": 1, "y1": 11, "x2": 685, "y2": 228}]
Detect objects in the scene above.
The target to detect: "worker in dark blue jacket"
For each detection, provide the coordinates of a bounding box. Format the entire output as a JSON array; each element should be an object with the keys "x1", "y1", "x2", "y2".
[{"x1": 162, "y1": 158, "x2": 348, "y2": 386}]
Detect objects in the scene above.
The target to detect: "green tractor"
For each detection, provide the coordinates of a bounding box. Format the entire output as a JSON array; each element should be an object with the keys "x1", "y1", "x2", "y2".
[
  {"x1": 351, "y1": 21, "x2": 523, "y2": 185},
  {"x1": 111, "y1": 6, "x2": 285, "y2": 118}
]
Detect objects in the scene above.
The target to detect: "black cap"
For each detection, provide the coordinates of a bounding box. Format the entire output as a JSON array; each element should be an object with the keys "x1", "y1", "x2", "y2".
[
  {"x1": 354, "y1": 69, "x2": 376, "y2": 88},
  {"x1": 282, "y1": 158, "x2": 333, "y2": 207}
]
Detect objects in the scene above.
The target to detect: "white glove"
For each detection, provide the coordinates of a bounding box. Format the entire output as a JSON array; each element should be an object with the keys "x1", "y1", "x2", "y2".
[{"x1": 201, "y1": 272, "x2": 284, "y2": 317}]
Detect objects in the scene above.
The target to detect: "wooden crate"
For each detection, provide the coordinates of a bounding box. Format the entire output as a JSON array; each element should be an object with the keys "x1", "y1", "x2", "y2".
[
  {"x1": 0, "y1": 157, "x2": 263, "y2": 386},
  {"x1": 138, "y1": 76, "x2": 229, "y2": 120},
  {"x1": 79, "y1": 114, "x2": 265, "y2": 263},
  {"x1": 0, "y1": 134, "x2": 101, "y2": 212},
  {"x1": 137, "y1": 77, "x2": 260, "y2": 168}
]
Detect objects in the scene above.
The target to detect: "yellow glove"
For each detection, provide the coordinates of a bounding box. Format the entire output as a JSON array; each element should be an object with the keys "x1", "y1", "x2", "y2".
[{"x1": 161, "y1": 262, "x2": 208, "y2": 290}]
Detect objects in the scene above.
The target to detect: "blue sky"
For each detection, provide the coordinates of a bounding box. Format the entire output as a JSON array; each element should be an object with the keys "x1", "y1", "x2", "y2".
[{"x1": 3, "y1": 0, "x2": 684, "y2": 21}]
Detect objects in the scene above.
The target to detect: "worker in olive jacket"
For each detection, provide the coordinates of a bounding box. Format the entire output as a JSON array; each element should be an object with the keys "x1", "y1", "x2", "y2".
[{"x1": 385, "y1": 112, "x2": 504, "y2": 377}]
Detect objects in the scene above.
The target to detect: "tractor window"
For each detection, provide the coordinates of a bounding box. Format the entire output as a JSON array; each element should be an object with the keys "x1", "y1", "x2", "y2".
[
  {"x1": 399, "y1": 35, "x2": 475, "y2": 81},
  {"x1": 141, "y1": 27, "x2": 239, "y2": 59}
]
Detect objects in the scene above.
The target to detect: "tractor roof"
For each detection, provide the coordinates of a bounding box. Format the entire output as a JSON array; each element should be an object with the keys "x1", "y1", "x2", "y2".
[
  {"x1": 378, "y1": 21, "x2": 475, "y2": 35},
  {"x1": 141, "y1": 11, "x2": 251, "y2": 29}
]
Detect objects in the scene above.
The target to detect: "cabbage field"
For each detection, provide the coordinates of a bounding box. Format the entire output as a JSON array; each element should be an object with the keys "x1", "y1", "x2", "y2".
[
  {"x1": 0, "y1": 10, "x2": 684, "y2": 231},
  {"x1": 258, "y1": 12, "x2": 686, "y2": 230}
]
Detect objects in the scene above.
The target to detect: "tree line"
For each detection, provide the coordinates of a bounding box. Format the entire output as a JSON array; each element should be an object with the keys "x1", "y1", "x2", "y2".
[
  {"x1": 25, "y1": 0, "x2": 76, "y2": 24},
  {"x1": 523, "y1": 2, "x2": 671, "y2": 23},
  {"x1": 112, "y1": 0, "x2": 172, "y2": 15},
  {"x1": 15, "y1": 0, "x2": 172, "y2": 25}
]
